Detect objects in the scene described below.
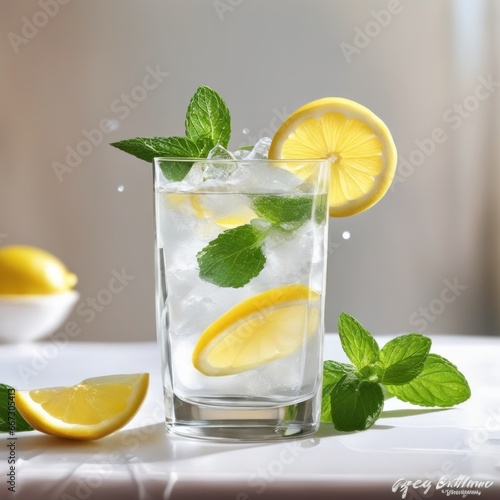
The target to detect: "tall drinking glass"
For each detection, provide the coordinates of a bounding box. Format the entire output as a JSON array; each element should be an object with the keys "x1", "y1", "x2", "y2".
[{"x1": 154, "y1": 157, "x2": 330, "y2": 440}]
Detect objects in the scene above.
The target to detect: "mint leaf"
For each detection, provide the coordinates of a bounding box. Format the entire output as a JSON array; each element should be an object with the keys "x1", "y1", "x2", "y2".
[
  {"x1": 111, "y1": 136, "x2": 214, "y2": 180},
  {"x1": 157, "y1": 160, "x2": 192, "y2": 182},
  {"x1": 323, "y1": 360, "x2": 358, "y2": 386},
  {"x1": 321, "y1": 361, "x2": 357, "y2": 422},
  {"x1": 111, "y1": 86, "x2": 232, "y2": 181},
  {"x1": 330, "y1": 373, "x2": 384, "y2": 431},
  {"x1": 252, "y1": 195, "x2": 313, "y2": 229},
  {"x1": 0, "y1": 384, "x2": 33, "y2": 433},
  {"x1": 338, "y1": 313, "x2": 380, "y2": 371},
  {"x1": 380, "y1": 334, "x2": 431, "y2": 385},
  {"x1": 314, "y1": 193, "x2": 328, "y2": 224},
  {"x1": 110, "y1": 136, "x2": 212, "y2": 163},
  {"x1": 197, "y1": 224, "x2": 266, "y2": 288},
  {"x1": 185, "y1": 86, "x2": 231, "y2": 148},
  {"x1": 385, "y1": 353, "x2": 471, "y2": 407}
]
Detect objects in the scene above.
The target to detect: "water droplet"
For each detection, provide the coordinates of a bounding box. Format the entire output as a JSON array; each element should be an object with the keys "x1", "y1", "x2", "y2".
[
  {"x1": 242, "y1": 128, "x2": 250, "y2": 135},
  {"x1": 102, "y1": 118, "x2": 120, "y2": 133},
  {"x1": 342, "y1": 231, "x2": 351, "y2": 240},
  {"x1": 117, "y1": 185, "x2": 125, "y2": 192}
]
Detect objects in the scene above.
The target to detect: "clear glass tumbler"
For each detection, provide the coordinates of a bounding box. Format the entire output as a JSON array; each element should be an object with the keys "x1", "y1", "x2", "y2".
[{"x1": 154, "y1": 157, "x2": 330, "y2": 440}]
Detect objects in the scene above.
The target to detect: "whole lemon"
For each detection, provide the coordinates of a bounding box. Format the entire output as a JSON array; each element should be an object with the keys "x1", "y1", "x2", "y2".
[{"x1": 0, "y1": 245, "x2": 77, "y2": 295}]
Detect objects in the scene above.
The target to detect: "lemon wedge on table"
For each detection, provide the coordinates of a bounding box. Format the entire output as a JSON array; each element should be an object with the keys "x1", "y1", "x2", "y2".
[
  {"x1": 192, "y1": 285, "x2": 320, "y2": 376},
  {"x1": 14, "y1": 373, "x2": 149, "y2": 440},
  {"x1": 0, "y1": 245, "x2": 77, "y2": 295},
  {"x1": 268, "y1": 97, "x2": 397, "y2": 217}
]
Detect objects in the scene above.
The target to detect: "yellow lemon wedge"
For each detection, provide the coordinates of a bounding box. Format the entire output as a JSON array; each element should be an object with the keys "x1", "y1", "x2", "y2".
[
  {"x1": 14, "y1": 373, "x2": 149, "y2": 440},
  {"x1": 268, "y1": 97, "x2": 397, "y2": 217},
  {"x1": 0, "y1": 245, "x2": 77, "y2": 295},
  {"x1": 192, "y1": 285, "x2": 320, "y2": 376}
]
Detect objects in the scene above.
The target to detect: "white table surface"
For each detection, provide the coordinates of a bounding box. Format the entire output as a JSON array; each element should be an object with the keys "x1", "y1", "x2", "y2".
[{"x1": 1, "y1": 334, "x2": 499, "y2": 500}]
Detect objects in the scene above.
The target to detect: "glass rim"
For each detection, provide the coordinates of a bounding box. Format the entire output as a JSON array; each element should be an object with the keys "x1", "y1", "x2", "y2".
[{"x1": 153, "y1": 156, "x2": 329, "y2": 164}]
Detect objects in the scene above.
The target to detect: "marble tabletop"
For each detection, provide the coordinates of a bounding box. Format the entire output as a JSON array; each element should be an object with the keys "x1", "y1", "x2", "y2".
[{"x1": 1, "y1": 334, "x2": 499, "y2": 499}]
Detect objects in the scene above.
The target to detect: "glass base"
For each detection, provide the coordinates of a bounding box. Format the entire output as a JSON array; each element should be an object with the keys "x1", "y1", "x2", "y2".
[{"x1": 164, "y1": 394, "x2": 320, "y2": 441}]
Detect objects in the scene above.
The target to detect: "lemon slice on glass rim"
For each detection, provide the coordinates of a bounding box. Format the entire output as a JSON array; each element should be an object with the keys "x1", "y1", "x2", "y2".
[
  {"x1": 14, "y1": 373, "x2": 149, "y2": 440},
  {"x1": 192, "y1": 285, "x2": 320, "y2": 376},
  {"x1": 268, "y1": 97, "x2": 397, "y2": 217}
]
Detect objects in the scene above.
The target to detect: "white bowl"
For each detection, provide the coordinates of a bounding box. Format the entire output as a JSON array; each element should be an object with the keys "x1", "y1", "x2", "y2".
[{"x1": 0, "y1": 291, "x2": 80, "y2": 343}]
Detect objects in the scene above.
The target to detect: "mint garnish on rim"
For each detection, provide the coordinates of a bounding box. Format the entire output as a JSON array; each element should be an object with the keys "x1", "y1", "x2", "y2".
[
  {"x1": 322, "y1": 313, "x2": 471, "y2": 432},
  {"x1": 111, "y1": 86, "x2": 329, "y2": 288},
  {"x1": 111, "y1": 86, "x2": 231, "y2": 181}
]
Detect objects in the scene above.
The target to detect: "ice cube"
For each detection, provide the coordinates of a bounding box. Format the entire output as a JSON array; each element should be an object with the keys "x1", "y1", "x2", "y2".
[
  {"x1": 250, "y1": 218, "x2": 273, "y2": 234},
  {"x1": 166, "y1": 268, "x2": 220, "y2": 332},
  {"x1": 245, "y1": 137, "x2": 272, "y2": 159},
  {"x1": 171, "y1": 338, "x2": 205, "y2": 390},
  {"x1": 173, "y1": 146, "x2": 238, "y2": 192},
  {"x1": 208, "y1": 144, "x2": 234, "y2": 160},
  {"x1": 204, "y1": 144, "x2": 237, "y2": 179},
  {"x1": 164, "y1": 140, "x2": 303, "y2": 194},
  {"x1": 227, "y1": 161, "x2": 303, "y2": 193},
  {"x1": 178, "y1": 160, "x2": 206, "y2": 189},
  {"x1": 233, "y1": 148, "x2": 251, "y2": 159},
  {"x1": 255, "y1": 223, "x2": 316, "y2": 285}
]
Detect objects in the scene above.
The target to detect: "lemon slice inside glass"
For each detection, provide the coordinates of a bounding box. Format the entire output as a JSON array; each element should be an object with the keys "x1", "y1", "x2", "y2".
[
  {"x1": 15, "y1": 373, "x2": 149, "y2": 440},
  {"x1": 192, "y1": 285, "x2": 320, "y2": 376},
  {"x1": 268, "y1": 97, "x2": 397, "y2": 217},
  {"x1": 165, "y1": 194, "x2": 256, "y2": 229}
]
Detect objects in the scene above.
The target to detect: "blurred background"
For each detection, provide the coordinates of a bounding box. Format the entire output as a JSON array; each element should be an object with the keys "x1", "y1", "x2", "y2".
[{"x1": 1, "y1": 0, "x2": 499, "y2": 341}]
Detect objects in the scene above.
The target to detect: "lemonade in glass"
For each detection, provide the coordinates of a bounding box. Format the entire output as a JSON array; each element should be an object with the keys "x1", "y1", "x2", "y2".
[{"x1": 154, "y1": 156, "x2": 330, "y2": 439}]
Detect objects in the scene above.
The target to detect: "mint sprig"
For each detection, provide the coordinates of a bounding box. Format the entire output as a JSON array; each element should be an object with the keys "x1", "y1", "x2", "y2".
[
  {"x1": 110, "y1": 86, "x2": 329, "y2": 288},
  {"x1": 110, "y1": 86, "x2": 231, "y2": 180},
  {"x1": 322, "y1": 313, "x2": 471, "y2": 432}
]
